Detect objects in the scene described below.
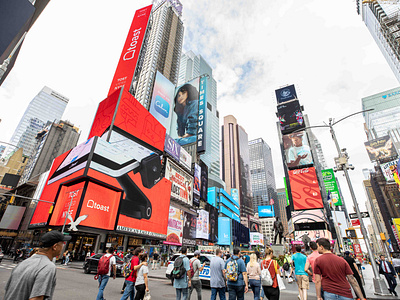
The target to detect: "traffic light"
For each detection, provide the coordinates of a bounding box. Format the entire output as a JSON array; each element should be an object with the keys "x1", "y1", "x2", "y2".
[{"x1": 346, "y1": 229, "x2": 357, "y2": 239}]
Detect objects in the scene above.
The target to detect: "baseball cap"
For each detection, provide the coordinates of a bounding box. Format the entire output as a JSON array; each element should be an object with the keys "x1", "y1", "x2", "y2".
[
  {"x1": 40, "y1": 231, "x2": 71, "y2": 247},
  {"x1": 194, "y1": 250, "x2": 201, "y2": 256}
]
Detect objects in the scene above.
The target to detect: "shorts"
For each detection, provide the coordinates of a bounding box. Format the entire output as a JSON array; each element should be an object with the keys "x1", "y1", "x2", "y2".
[{"x1": 296, "y1": 275, "x2": 309, "y2": 289}]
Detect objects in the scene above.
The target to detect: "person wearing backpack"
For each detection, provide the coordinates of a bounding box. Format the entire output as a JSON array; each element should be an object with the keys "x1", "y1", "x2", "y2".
[
  {"x1": 121, "y1": 247, "x2": 147, "y2": 300},
  {"x1": 291, "y1": 245, "x2": 308, "y2": 300},
  {"x1": 189, "y1": 250, "x2": 204, "y2": 300},
  {"x1": 260, "y1": 247, "x2": 281, "y2": 300},
  {"x1": 96, "y1": 247, "x2": 116, "y2": 300},
  {"x1": 121, "y1": 249, "x2": 135, "y2": 294},
  {"x1": 224, "y1": 248, "x2": 248, "y2": 300},
  {"x1": 172, "y1": 246, "x2": 191, "y2": 300}
]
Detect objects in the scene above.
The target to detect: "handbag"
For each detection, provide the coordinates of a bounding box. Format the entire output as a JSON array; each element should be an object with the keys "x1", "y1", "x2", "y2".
[
  {"x1": 144, "y1": 291, "x2": 151, "y2": 300},
  {"x1": 277, "y1": 275, "x2": 286, "y2": 290}
]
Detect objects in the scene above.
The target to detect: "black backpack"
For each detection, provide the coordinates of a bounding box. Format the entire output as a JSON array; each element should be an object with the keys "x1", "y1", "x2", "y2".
[{"x1": 171, "y1": 256, "x2": 187, "y2": 279}]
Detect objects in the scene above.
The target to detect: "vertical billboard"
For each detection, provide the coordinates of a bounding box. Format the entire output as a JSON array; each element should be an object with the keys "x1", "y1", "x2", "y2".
[
  {"x1": 288, "y1": 167, "x2": 323, "y2": 210},
  {"x1": 108, "y1": 5, "x2": 152, "y2": 96},
  {"x1": 149, "y1": 71, "x2": 176, "y2": 131},
  {"x1": 283, "y1": 131, "x2": 313, "y2": 168},
  {"x1": 364, "y1": 136, "x2": 397, "y2": 162},
  {"x1": 381, "y1": 160, "x2": 398, "y2": 182},
  {"x1": 196, "y1": 209, "x2": 209, "y2": 239},
  {"x1": 165, "y1": 159, "x2": 193, "y2": 206},
  {"x1": 182, "y1": 212, "x2": 197, "y2": 246},
  {"x1": 208, "y1": 204, "x2": 219, "y2": 242},
  {"x1": 332, "y1": 211, "x2": 348, "y2": 237},
  {"x1": 199, "y1": 160, "x2": 208, "y2": 202},
  {"x1": 322, "y1": 169, "x2": 342, "y2": 206},
  {"x1": 218, "y1": 217, "x2": 231, "y2": 245},
  {"x1": 277, "y1": 100, "x2": 305, "y2": 134},
  {"x1": 231, "y1": 188, "x2": 239, "y2": 205},
  {"x1": 164, "y1": 206, "x2": 183, "y2": 246},
  {"x1": 197, "y1": 76, "x2": 207, "y2": 153},
  {"x1": 169, "y1": 77, "x2": 200, "y2": 147},
  {"x1": 275, "y1": 84, "x2": 297, "y2": 103},
  {"x1": 194, "y1": 163, "x2": 201, "y2": 198}
]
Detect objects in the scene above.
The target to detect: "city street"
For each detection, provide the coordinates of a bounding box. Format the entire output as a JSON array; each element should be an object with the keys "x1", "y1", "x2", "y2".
[{"x1": 0, "y1": 258, "x2": 396, "y2": 300}]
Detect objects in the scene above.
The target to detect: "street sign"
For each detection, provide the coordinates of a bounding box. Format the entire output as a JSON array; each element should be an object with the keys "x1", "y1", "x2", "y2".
[
  {"x1": 349, "y1": 212, "x2": 369, "y2": 219},
  {"x1": 351, "y1": 219, "x2": 360, "y2": 226},
  {"x1": 346, "y1": 229, "x2": 357, "y2": 239}
]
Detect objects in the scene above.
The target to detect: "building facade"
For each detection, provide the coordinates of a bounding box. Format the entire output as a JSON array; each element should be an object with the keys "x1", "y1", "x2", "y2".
[
  {"x1": 7, "y1": 86, "x2": 68, "y2": 157},
  {"x1": 221, "y1": 115, "x2": 254, "y2": 223},
  {"x1": 362, "y1": 2, "x2": 400, "y2": 83},
  {"x1": 249, "y1": 138, "x2": 277, "y2": 211},
  {"x1": 133, "y1": 0, "x2": 184, "y2": 109},
  {"x1": 259, "y1": 217, "x2": 276, "y2": 245},
  {"x1": 177, "y1": 50, "x2": 224, "y2": 188}
]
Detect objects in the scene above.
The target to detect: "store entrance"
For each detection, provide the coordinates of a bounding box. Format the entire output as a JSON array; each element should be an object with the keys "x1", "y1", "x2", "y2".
[{"x1": 65, "y1": 233, "x2": 97, "y2": 261}]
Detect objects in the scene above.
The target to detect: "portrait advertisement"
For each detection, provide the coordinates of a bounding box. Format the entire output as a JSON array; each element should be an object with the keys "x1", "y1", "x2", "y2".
[{"x1": 283, "y1": 131, "x2": 313, "y2": 169}]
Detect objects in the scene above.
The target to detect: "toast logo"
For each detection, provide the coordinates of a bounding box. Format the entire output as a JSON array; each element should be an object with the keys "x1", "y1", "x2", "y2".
[
  {"x1": 87, "y1": 199, "x2": 110, "y2": 212},
  {"x1": 154, "y1": 95, "x2": 170, "y2": 118}
]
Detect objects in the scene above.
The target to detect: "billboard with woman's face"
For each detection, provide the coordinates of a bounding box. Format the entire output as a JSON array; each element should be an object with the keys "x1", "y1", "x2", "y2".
[{"x1": 169, "y1": 78, "x2": 200, "y2": 147}]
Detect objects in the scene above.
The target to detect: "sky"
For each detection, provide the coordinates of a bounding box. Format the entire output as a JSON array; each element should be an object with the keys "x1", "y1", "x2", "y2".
[{"x1": 1, "y1": 0, "x2": 399, "y2": 222}]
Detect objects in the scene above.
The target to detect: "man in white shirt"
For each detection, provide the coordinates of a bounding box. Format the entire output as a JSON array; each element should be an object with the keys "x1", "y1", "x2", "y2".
[
  {"x1": 210, "y1": 249, "x2": 226, "y2": 300},
  {"x1": 96, "y1": 247, "x2": 116, "y2": 300}
]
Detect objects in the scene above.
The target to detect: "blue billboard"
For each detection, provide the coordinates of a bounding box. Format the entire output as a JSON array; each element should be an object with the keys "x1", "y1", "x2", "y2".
[
  {"x1": 275, "y1": 84, "x2": 297, "y2": 103},
  {"x1": 231, "y1": 188, "x2": 239, "y2": 206},
  {"x1": 218, "y1": 217, "x2": 231, "y2": 245},
  {"x1": 207, "y1": 187, "x2": 217, "y2": 208},
  {"x1": 258, "y1": 205, "x2": 275, "y2": 218}
]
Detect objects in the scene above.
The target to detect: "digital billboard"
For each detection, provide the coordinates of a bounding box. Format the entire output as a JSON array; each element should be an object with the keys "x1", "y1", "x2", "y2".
[
  {"x1": 149, "y1": 71, "x2": 176, "y2": 130},
  {"x1": 258, "y1": 205, "x2": 275, "y2": 218},
  {"x1": 199, "y1": 160, "x2": 208, "y2": 202},
  {"x1": 294, "y1": 229, "x2": 332, "y2": 241},
  {"x1": 194, "y1": 163, "x2": 201, "y2": 197},
  {"x1": 250, "y1": 232, "x2": 264, "y2": 246},
  {"x1": 165, "y1": 159, "x2": 193, "y2": 206},
  {"x1": 196, "y1": 209, "x2": 209, "y2": 240},
  {"x1": 169, "y1": 77, "x2": 200, "y2": 147},
  {"x1": 248, "y1": 216, "x2": 261, "y2": 233},
  {"x1": 381, "y1": 160, "x2": 398, "y2": 182},
  {"x1": 108, "y1": 5, "x2": 152, "y2": 96},
  {"x1": 288, "y1": 167, "x2": 323, "y2": 210},
  {"x1": 182, "y1": 212, "x2": 197, "y2": 246},
  {"x1": 292, "y1": 209, "x2": 327, "y2": 231},
  {"x1": 197, "y1": 76, "x2": 207, "y2": 153},
  {"x1": 218, "y1": 217, "x2": 231, "y2": 245},
  {"x1": 365, "y1": 136, "x2": 397, "y2": 162},
  {"x1": 275, "y1": 84, "x2": 297, "y2": 103},
  {"x1": 232, "y1": 219, "x2": 250, "y2": 245},
  {"x1": 283, "y1": 131, "x2": 313, "y2": 168},
  {"x1": 277, "y1": 100, "x2": 305, "y2": 134},
  {"x1": 0, "y1": 206, "x2": 26, "y2": 230},
  {"x1": 231, "y1": 189, "x2": 239, "y2": 205},
  {"x1": 208, "y1": 204, "x2": 219, "y2": 242},
  {"x1": 322, "y1": 169, "x2": 342, "y2": 206},
  {"x1": 164, "y1": 206, "x2": 183, "y2": 246}
]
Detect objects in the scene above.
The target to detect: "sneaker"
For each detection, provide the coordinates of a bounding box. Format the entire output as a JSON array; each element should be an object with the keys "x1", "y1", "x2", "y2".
[
  {"x1": 298, "y1": 296, "x2": 301, "y2": 300},
  {"x1": 394, "y1": 290, "x2": 398, "y2": 297}
]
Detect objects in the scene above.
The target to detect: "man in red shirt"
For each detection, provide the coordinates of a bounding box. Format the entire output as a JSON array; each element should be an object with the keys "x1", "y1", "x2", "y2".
[
  {"x1": 121, "y1": 247, "x2": 147, "y2": 300},
  {"x1": 314, "y1": 238, "x2": 365, "y2": 300}
]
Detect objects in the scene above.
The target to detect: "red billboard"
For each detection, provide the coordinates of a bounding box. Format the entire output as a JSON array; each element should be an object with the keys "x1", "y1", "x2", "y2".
[
  {"x1": 108, "y1": 5, "x2": 152, "y2": 96},
  {"x1": 288, "y1": 167, "x2": 323, "y2": 210}
]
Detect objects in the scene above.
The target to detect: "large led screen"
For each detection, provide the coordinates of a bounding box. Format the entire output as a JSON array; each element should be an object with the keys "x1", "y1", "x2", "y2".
[
  {"x1": 149, "y1": 71, "x2": 176, "y2": 131},
  {"x1": 169, "y1": 77, "x2": 200, "y2": 147},
  {"x1": 164, "y1": 206, "x2": 183, "y2": 246},
  {"x1": 283, "y1": 131, "x2": 313, "y2": 168},
  {"x1": 258, "y1": 205, "x2": 275, "y2": 218},
  {"x1": 182, "y1": 212, "x2": 196, "y2": 246},
  {"x1": 322, "y1": 169, "x2": 342, "y2": 206},
  {"x1": 108, "y1": 5, "x2": 152, "y2": 96},
  {"x1": 208, "y1": 204, "x2": 218, "y2": 242},
  {"x1": 165, "y1": 159, "x2": 193, "y2": 206},
  {"x1": 277, "y1": 100, "x2": 305, "y2": 134},
  {"x1": 292, "y1": 209, "x2": 327, "y2": 231},
  {"x1": 288, "y1": 167, "x2": 323, "y2": 210},
  {"x1": 294, "y1": 229, "x2": 332, "y2": 241},
  {"x1": 196, "y1": 209, "x2": 209, "y2": 240},
  {"x1": 218, "y1": 217, "x2": 231, "y2": 245},
  {"x1": 199, "y1": 160, "x2": 208, "y2": 203},
  {"x1": 365, "y1": 136, "x2": 397, "y2": 162},
  {"x1": 275, "y1": 84, "x2": 297, "y2": 103}
]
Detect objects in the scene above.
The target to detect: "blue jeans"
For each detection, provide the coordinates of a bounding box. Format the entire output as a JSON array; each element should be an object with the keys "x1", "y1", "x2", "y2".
[
  {"x1": 227, "y1": 285, "x2": 244, "y2": 300},
  {"x1": 249, "y1": 279, "x2": 261, "y2": 300},
  {"x1": 120, "y1": 280, "x2": 135, "y2": 300},
  {"x1": 96, "y1": 275, "x2": 110, "y2": 300},
  {"x1": 211, "y1": 287, "x2": 226, "y2": 300},
  {"x1": 323, "y1": 291, "x2": 353, "y2": 300},
  {"x1": 176, "y1": 287, "x2": 188, "y2": 300}
]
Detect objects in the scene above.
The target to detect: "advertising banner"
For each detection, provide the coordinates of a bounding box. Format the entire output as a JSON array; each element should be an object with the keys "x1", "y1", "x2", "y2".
[
  {"x1": 194, "y1": 163, "x2": 201, "y2": 197},
  {"x1": 149, "y1": 71, "x2": 176, "y2": 130},
  {"x1": 199, "y1": 160, "x2": 208, "y2": 202},
  {"x1": 292, "y1": 209, "x2": 326, "y2": 224},
  {"x1": 0, "y1": 206, "x2": 26, "y2": 230},
  {"x1": 258, "y1": 205, "x2": 275, "y2": 218},
  {"x1": 182, "y1": 212, "x2": 196, "y2": 246},
  {"x1": 208, "y1": 204, "x2": 219, "y2": 242},
  {"x1": 196, "y1": 209, "x2": 209, "y2": 239},
  {"x1": 332, "y1": 211, "x2": 348, "y2": 238},
  {"x1": 351, "y1": 219, "x2": 360, "y2": 227},
  {"x1": 231, "y1": 188, "x2": 239, "y2": 206},
  {"x1": 248, "y1": 216, "x2": 261, "y2": 233},
  {"x1": 283, "y1": 131, "x2": 313, "y2": 168},
  {"x1": 165, "y1": 159, "x2": 193, "y2": 206},
  {"x1": 294, "y1": 230, "x2": 332, "y2": 241},
  {"x1": 108, "y1": 5, "x2": 152, "y2": 96},
  {"x1": 277, "y1": 100, "x2": 305, "y2": 134},
  {"x1": 197, "y1": 76, "x2": 207, "y2": 153},
  {"x1": 364, "y1": 136, "x2": 397, "y2": 162},
  {"x1": 322, "y1": 169, "x2": 342, "y2": 206},
  {"x1": 164, "y1": 206, "x2": 183, "y2": 246},
  {"x1": 394, "y1": 218, "x2": 400, "y2": 237},
  {"x1": 164, "y1": 134, "x2": 181, "y2": 162},
  {"x1": 250, "y1": 232, "x2": 264, "y2": 246},
  {"x1": 179, "y1": 147, "x2": 192, "y2": 172},
  {"x1": 170, "y1": 77, "x2": 200, "y2": 147},
  {"x1": 288, "y1": 167, "x2": 323, "y2": 210},
  {"x1": 381, "y1": 160, "x2": 398, "y2": 182},
  {"x1": 275, "y1": 84, "x2": 298, "y2": 103},
  {"x1": 218, "y1": 217, "x2": 231, "y2": 245},
  {"x1": 232, "y1": 219, "x2": 250, "y2": 245}
]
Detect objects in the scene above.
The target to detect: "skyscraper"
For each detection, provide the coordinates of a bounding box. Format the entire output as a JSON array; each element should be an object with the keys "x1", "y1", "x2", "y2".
[
  {"x1": 248, "y1": 138, "x2": 277, "y2": 211},
  {"x1": 7, "y1": 86, "x2": 68, "y2": 157},
  {"x1": 277, "y1": 188, "x2": 289, "y2": 237},
  {"x1": 361, "y1": 2, "x2": 400, "y2": 82},
  {"x1": 221, "y1": 115, "x2": 254, "y2": 223},
  {"x1": 133, "y1": 0, "x2": 184, "y2": 109},
  {"x1": 177, "y1": 50, "x2": 224, "y2": 188}
]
